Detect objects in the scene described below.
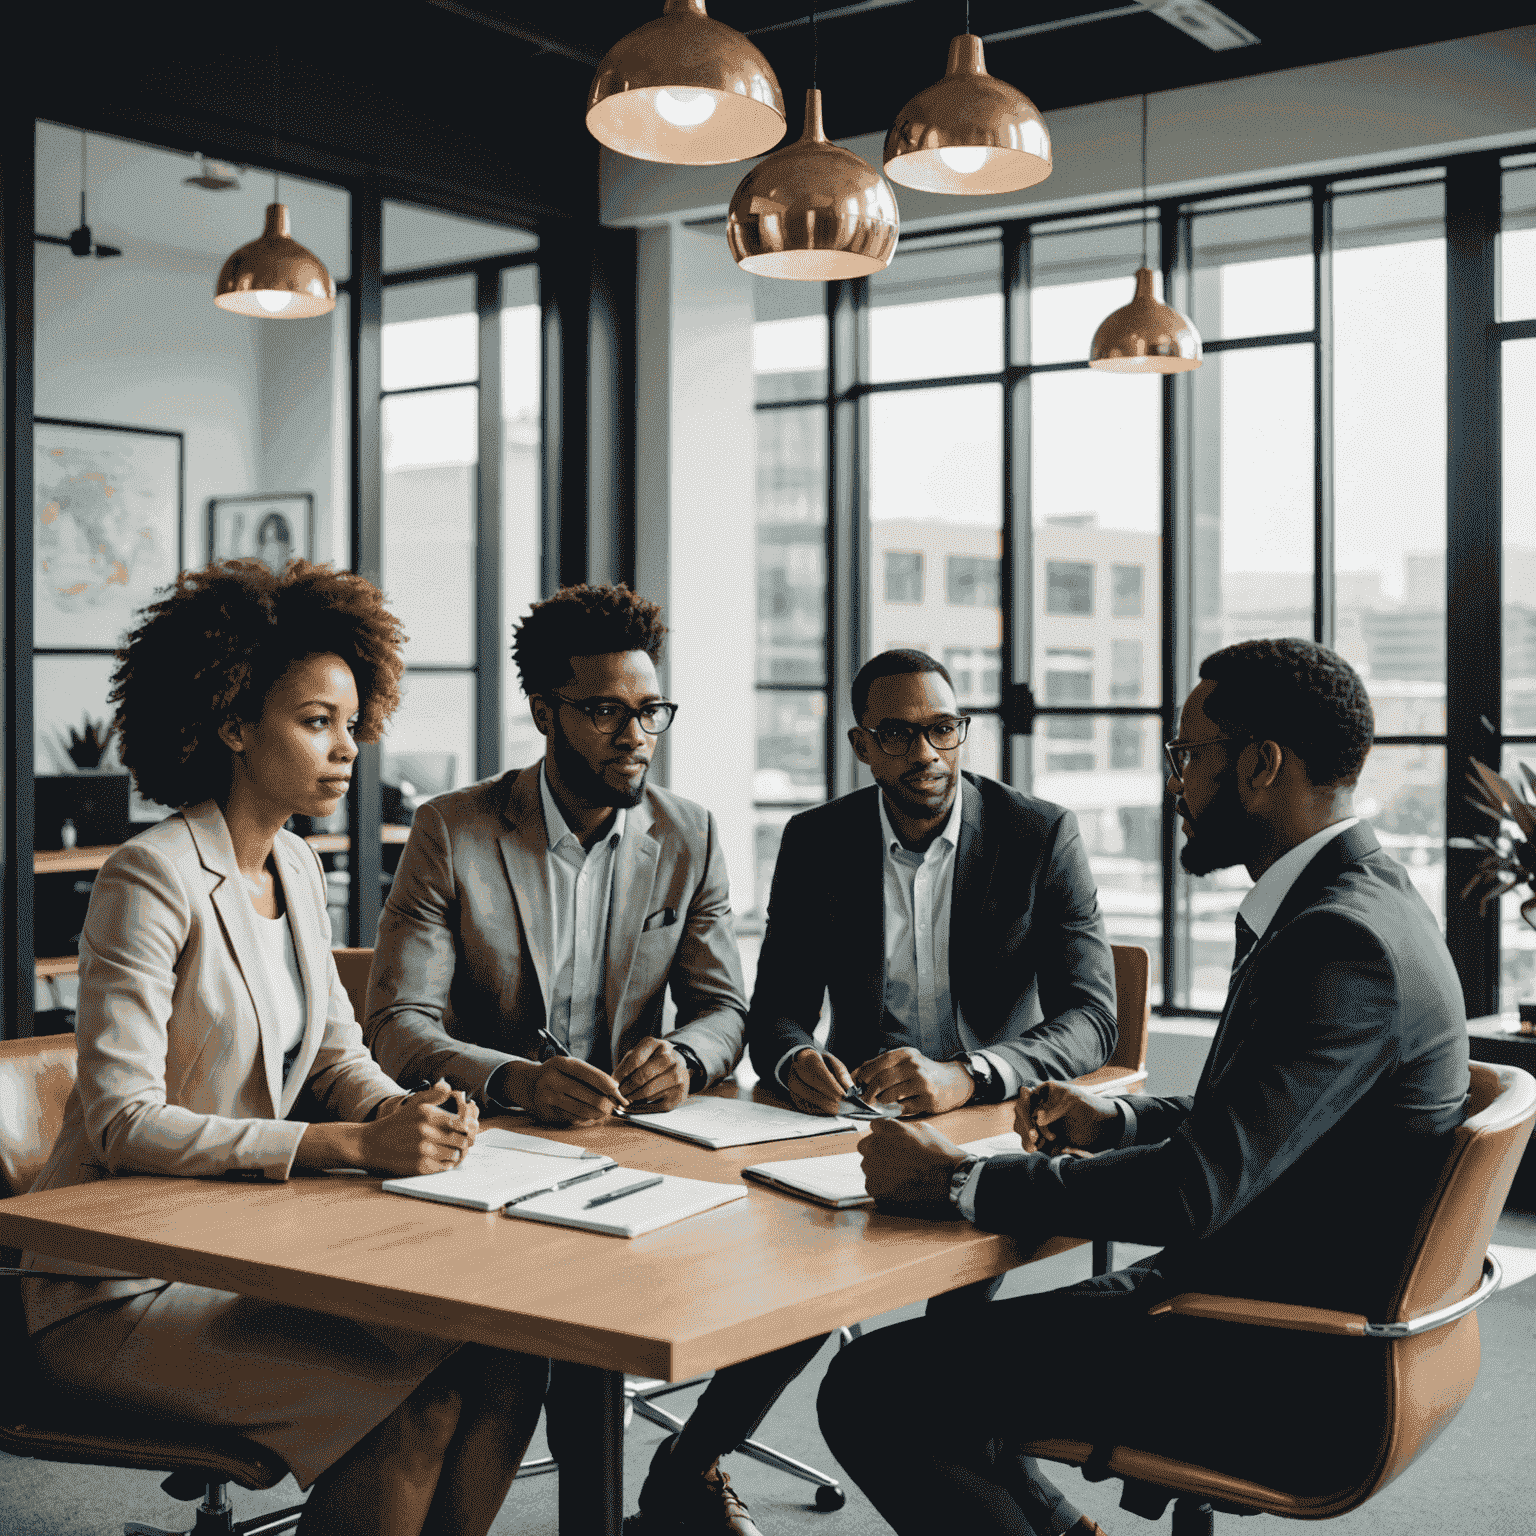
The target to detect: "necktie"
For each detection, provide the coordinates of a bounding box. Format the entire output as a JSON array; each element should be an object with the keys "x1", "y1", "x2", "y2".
[{"x1": 1232, "y1": 913, "x2": 1258, "y2": 973}]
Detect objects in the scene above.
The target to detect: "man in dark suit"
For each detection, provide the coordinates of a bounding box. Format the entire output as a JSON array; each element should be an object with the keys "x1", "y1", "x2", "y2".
[
  {"x1": 816, "y1": 638, "x2": 1470, "y2": 1536},
  {"x1": 631, "y1": 649, "x2": 1117, "y2": 1536}
]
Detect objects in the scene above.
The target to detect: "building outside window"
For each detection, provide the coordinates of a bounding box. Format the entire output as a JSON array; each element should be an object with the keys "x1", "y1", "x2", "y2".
[
  {"x1": 884, "y1": 550, "x2": 923, "y2": 604},
  {"x1": 946, "y1": 553, "x2": 1001, "y2": 608},
  {"x1": 1045, "y1": 560, "x2": 1094, "y2": 615},
  {"x1": 1112, "y1": 563, "x2": 1144, "y2": 617}
]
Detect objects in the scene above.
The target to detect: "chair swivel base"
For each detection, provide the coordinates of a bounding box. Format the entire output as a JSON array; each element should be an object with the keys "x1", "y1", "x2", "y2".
[{"x1": 123, "y1": 1477, "x2": 304, "y2": 1536}]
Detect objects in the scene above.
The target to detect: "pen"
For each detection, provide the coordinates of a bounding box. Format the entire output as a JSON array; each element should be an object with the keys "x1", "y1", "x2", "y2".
[
  {"x1": 411, "y1": 1079, "x2": 469, "y2": 1117},
  {"x1": 535, "y1": 1028, "x2": 631, "y2": 1116},
  {"x1": 583, "y1": 1174, "x2": 664, "y2": 1209}
]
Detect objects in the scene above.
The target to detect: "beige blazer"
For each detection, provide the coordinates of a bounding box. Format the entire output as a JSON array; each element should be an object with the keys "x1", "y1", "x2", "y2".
[
  {"x1": 24, "y1": 800, "x2": 404, "y2": 1332},
  {"x1": 363, "y1": 765, "x2": 748, "y2": 1101}
]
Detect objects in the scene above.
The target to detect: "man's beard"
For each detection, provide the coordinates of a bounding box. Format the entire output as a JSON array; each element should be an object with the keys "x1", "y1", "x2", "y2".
[
  {"x1": 1178, "y1": 769, "x2": 1257, "y2": 876},
  {"x1": 550, "y1": 715, "x2": 648, "y2": 810},
  {"x1": 884, "y1": 763, "x2": 957, "y2": 822}
]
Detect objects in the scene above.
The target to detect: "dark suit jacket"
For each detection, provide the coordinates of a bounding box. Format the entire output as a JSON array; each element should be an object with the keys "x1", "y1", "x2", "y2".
[
  {"x1": 974, "y1": 822, "x2": 1470, "y2": 1315},
  {"x1": 364, "y1": 765, "x2": 748, "y2": 1100},
  {"x1": 746, "y1": 772, "x2": 1118, "y2": 1088}
]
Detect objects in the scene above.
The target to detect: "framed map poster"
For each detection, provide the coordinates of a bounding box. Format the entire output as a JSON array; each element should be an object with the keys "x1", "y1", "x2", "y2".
[{"x1": 34, "y1": 418, "x2": 184, "y2": 651}]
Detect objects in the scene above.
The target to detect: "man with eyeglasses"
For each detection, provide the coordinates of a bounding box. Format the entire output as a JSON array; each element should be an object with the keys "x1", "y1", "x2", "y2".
[
  {"x1": 364, "y1": 580, "x2": 746, "y2": 1127},
  {"x1": 623, "y1": 650, "x2": 1118, "y2": 1536}
]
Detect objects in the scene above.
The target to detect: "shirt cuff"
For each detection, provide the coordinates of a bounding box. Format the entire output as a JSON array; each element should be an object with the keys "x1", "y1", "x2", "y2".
[
  {"x1": 775, "y1": 1045, "x2": 821, "y2": 1088},
  {"x1": 1115, "y1": 1098, "x2": 1138, "y2": 1149},
  {"x1": 955, "y1": 1155, "x2": 989, "y2": 1223},
  {"x1": 975, "y1": 1049, "x2": 1024, "y2": 1102}
]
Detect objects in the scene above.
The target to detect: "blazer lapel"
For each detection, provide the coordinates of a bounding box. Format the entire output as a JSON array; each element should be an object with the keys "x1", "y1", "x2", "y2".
[
  {"x1": 184, "y1": 800, "x2": 284, "y2": 1118},
  {"x1": 846, "y1": 790, "x2": 889, "y2": 1034},
  {"x1": 497, "y1": 766, "x2": 554, "y2": 1010},
  {"x1": 605, "y1": 801, "x2": 661, "y2": 1056},
  {"x1": 947, "y1": 776, "x2": 986, "y2": 1015},
  {"x1": 274, "y1": 835, "x2": 329, "y2": 1116}
]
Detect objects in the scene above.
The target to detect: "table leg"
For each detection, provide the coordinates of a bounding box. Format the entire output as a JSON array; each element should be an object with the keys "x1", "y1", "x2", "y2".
[{"x1": 557, "y1": 1364, "x2": 625, "y2": 1536}]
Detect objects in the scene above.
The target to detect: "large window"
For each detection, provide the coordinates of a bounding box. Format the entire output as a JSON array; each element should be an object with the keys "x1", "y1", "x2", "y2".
[{"x1": 749, "y1": 141, "x2": 1536, "y2": 1017}]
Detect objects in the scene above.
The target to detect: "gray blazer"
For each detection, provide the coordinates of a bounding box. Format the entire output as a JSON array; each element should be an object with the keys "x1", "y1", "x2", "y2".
[
  {"x1": 363, "y1": 764, "x2": 749, "y2": 1099},
  {"x1": 24, "y1": 800, "x2": 404, "y2": 1333}
]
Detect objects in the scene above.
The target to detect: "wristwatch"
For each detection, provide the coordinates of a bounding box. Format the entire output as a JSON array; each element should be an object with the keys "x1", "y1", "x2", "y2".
[
  {"x1": 672, "y1": 1041, "x2": 707, "y2": 1093},
  {"x1": 959, "y1": 1051, "x2": 1006, "y2": 1105}
]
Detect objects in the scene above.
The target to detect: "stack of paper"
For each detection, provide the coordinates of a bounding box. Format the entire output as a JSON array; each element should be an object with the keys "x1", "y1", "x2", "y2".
[
  {"x1": 743, "y1": 1131, "x2": 1026, "y2": 1210},
  {"x1": 504, "y1": 1166, "x2": 748, "y2": 1237},
  {"x1": 623, "y1": 1097, "x2": 858, "y2": 1150}
]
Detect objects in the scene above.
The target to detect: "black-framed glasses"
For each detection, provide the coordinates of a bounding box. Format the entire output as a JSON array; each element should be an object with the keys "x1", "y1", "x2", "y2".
[
  {"x1": 550, "y1": 694, "x2": 679, "y2": 736},
  {"x1": 864, "y1": 716, "x2": 971, "y2": 758},
  {"x1": 1164, "y1": 735, "x2": 1247, "y2": 781}
]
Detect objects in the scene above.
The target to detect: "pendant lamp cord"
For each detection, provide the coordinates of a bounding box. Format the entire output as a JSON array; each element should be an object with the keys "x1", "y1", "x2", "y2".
[
  {"x1": 1140, "y1": 92, "x2": 1150, "y2": 270},
  {"x1": 811, "y1": 1, "x2": 819, "y2": 91},
  {"x1": 79, "y1": 132, "x2": 87, "y2": 227},
  {"x1": 272, "y1": 47, "x2": 282, "y2": 206}
]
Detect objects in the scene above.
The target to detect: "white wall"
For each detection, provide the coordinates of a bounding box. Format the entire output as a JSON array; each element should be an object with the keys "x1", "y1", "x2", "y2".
[
  {"x1": 635, "y1": 224, "x2": 757, "y2": 921},
  {"x1": 601, "y1": 27, "x2": 1536, "y2": 232}
]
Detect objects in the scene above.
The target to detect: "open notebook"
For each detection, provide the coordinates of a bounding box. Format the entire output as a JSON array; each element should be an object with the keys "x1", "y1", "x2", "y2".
[
  {"x1": 382, "y1": 1129, "x2": 614, "y2": 1212},
  {"x1": 503, "y1": 1166, "x2": 748, "y2": 1238},
  {"x1": 622, "y1": 1097, "x2": 859, "y2": 1150},
  {"x1": 742, "y1": 1131, "x2": 1026, "y2": 1210}
]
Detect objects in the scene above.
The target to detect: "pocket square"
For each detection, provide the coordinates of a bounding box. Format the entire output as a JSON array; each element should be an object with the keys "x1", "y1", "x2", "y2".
[{"x1": 642, "y1": 907, "x2": 677, "y2": 932}]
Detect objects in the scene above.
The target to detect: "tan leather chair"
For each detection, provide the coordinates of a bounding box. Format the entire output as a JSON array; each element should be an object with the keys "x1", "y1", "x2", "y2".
[
  {"x1": 331, "y1": 946, "x2": 375, "y2": 1024},
  {"x1": 1016, "y1": 1059, "x2": 1536, "y2": 1534},
  {"x1": 0, "y1": 1034, "x2": 304, "y2": 1536}
]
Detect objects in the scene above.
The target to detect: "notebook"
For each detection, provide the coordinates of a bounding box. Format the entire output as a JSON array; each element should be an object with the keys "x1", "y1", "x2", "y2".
[
  {"x1": 382, "y1": 1139, "x2": 615, "y2": 1212},
  {"x1": 742, "y1": 1132, "x2": 1026, "y2": 1209},
  {"x1": 503, "y1": 1166, "x2": 749, "y2": 1238},
  {"x1": 621, "y1": 1096, "x2": 859, "y2": 1150}
]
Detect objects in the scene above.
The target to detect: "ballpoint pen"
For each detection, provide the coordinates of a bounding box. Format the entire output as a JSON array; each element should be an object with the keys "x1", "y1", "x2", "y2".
[
  {"x1": 535, "y1": 1028, "x2": 632, "y2": 1115},
  {"x1": 502, "y1": 1162, "x2": 612, "y2": 1209},
  {"x1": 584, "y1": 1174, "x2": 664, "y2": 1209}
]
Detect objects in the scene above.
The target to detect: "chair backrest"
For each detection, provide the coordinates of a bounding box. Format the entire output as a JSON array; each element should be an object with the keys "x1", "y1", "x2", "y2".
[
  {"x1": 1389, "y1": 1060, "x2": 1536, "y2": 1324},
  {"x1": 331, "y1": 947, "x2": 375, "y2": 1024},
  {"x1": 0, "y1": 1035, "x2": 78, "y2": 1203},
  {"x1": 1108, "y1": 944, "x2": 1150, "y2": 1073}
]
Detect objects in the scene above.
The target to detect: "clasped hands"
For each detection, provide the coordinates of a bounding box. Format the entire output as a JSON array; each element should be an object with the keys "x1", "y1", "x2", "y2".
[
  {"x1": 787, "y1": 1045, "x2": 975, "y2": 1118},
  {"x1": 499, "y1": 1036, "x2": 695, "y2": 1126},
  {"x1": 856, "y1": 1079, "x2": 1123, "y2": 1210}
]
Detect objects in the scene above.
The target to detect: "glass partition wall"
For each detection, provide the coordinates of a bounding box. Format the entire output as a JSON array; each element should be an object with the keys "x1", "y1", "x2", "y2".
[
  {"x1": 752, "y1": 144, "x2": 1535, "y2": 1019},
  {"x1": 11, "y1": 122, "x2": 548, "y2": 1034}
]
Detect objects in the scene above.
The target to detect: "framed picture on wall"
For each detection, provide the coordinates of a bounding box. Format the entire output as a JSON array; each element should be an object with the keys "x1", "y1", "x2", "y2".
[
  {"x1": 34, "y1": 417, "x2": 185, "y2": 650},
  {"x1": 208, "y1": 492, "x2": 315, "y2": 577}
]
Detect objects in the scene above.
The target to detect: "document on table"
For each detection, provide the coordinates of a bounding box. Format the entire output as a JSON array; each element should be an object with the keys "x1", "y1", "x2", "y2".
[
  {"x1": 475, "y1": 1127, "x2": 596, "y2": 1160},
  {"x1": 622, "y1": 1096, "x2": 859, "y2": 1150},
  {"x1": 383, "y1": 1140, "x2": 616, "y2": 1212},
  {"x1": 742, "y1": 1132, "x2": 1026, "y2": 1209},
  {"x1": 503, "y1": 1165, "x2": 749, "y2": 1237}
]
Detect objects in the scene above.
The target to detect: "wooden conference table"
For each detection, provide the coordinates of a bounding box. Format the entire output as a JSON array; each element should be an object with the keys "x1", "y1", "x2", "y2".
[{"x1": 0, "y1": 1083, "x2": 1083, "y2": 1535}]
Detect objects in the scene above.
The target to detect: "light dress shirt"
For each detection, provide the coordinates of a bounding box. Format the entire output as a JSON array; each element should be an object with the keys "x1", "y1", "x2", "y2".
[
  {"x1": 537, "y1": 764, "x2": 625, "y2": 1064},
  {"x1": 955, "y1": 815, "x2": 1362, "y2": 1221},
  {"x1": 249, "y1": 904, "x2": 306, "y2": 1079},
  {"x1": 777, "y1": 786, "x2": 1020, "y2": 1099}
]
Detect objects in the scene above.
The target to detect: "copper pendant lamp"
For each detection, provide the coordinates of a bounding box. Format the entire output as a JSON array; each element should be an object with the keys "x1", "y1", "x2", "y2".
[
  {"x1": 884, "y1": 33, "x2": 1051, "y2": 195},
  {"x1": 215, "y1": 185, "x2": 336, "y2": 318},
  {"x1": 1089, "y1": 95, "x2": 1201, "y2": 373},
  {"x1": 587, "y1": 0, "x2": 785, "y2": 166},
  {"x1": 728, "y1": 88, "x2": 899, "y2": 281}
]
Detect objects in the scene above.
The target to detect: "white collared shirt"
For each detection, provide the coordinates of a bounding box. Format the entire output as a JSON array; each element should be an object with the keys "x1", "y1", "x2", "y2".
[
  {"x1": 537, "y1": 764, "x2": 625, "y2": 1064},
  {"x1": 954, "y1": 814, "x2": 1363, "y2": 1223},
  {"x1": 776, "y1": 786, "x2": 1021, "y2": 1099}
]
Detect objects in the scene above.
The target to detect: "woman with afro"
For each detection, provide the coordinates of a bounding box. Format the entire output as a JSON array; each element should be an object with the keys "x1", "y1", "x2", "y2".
[{"x1": 21, "y1": 559, "x2": 548, "y2": 1536}]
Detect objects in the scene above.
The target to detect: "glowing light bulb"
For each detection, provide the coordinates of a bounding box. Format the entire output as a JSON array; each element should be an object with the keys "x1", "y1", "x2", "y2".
[
  {"x1": 254, "y1": 290, "x2": 296, "y2": 314},
  {"x1": 655, "y1": 88, "x2": 718, "y2": 128},
  {"x1": 937, "y1": 146, "x2": 990, "y2": 175}
]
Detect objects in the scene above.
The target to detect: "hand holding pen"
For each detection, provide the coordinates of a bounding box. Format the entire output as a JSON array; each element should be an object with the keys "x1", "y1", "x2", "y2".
[
  {"x1": 530, "y1": 1027, "x2": 632, "y2": 1126},
  {"x1": 366, "y1": 1078, "x2": 478, "y2": 1173}
]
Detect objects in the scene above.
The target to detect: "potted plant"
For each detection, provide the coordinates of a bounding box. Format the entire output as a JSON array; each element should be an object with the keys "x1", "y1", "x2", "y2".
[{"x1": 1454, "y1": 758, "x2": 1536, "y2": 1032}]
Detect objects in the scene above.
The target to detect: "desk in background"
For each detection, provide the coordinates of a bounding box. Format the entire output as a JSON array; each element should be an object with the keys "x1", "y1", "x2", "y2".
[{"x1": 0, "y1": 1084, "x2": 1083, "y2": 1535}]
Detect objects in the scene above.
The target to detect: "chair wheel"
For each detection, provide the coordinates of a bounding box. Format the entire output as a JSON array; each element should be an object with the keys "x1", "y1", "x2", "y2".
[{"x1": 814, "y1": 1485, "x2": 846, "y2": 1511}]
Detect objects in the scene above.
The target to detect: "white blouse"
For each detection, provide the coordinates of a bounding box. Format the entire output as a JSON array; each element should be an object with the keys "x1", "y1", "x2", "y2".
[{"x1": 249, "y1": 904, "x2": 307, "y2": 1063}]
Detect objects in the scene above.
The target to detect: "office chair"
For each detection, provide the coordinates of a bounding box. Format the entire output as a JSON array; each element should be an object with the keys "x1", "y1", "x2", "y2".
[
  {"x1": 1013, "y1": 1059, "x2": 1536, "y2": 1534},
  {"x1": 332, "y1": 946, "x2": 375, "y2": 1023},
  {"x1": 0, "y1": 1033, "x2": 305, "y2": 1536}
]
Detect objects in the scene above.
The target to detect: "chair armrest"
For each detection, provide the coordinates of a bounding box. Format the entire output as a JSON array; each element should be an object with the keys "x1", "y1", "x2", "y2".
[{"x1": 1147, "y1": 1253, "x2": 1503, "y2": 1340}]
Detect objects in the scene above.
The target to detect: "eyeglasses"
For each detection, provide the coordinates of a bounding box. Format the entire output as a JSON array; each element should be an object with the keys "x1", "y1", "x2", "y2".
[
  {"x1": 551, "y1": 694, "x2": 679, "y2": 736},
  {"x1": 864, "y1": 716, "x2": 971, "y2": 758},
  {"x1": 1164, "y1": 735, "x2": 1247, "y2": 781}
]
